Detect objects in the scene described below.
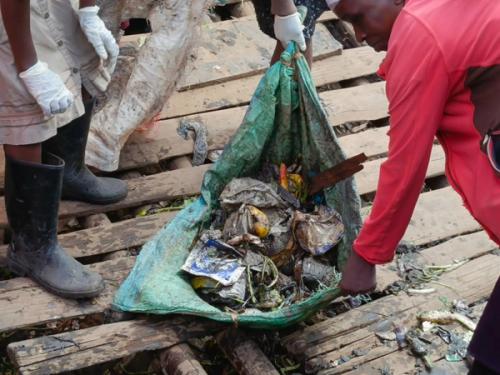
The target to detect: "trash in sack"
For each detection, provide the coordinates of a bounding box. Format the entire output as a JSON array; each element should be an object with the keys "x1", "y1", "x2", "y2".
[
  {"x1": 223, "y1": 204, "x2": 270, "y2": 240},
  {"x1": 220, "y1": 178, "x2": 288, "y2": 210},
  {"x1": 113, "y1": 39, "x2": 362, "y2": 329},
  {"x1": 182, "y1": 239, "x2": 244, "y2": 286},
  {"x1": 293, "y1": 206, "x2": 345, "y2": 256},
  {"x1": 300, "y1": 257, "x2": 336, "y2": 289}
]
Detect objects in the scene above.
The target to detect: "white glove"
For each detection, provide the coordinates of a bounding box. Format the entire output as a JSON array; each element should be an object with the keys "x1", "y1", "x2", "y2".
[
  {"x1": 78, "y1": 6, "x2": 119, "y2": 75},
  {"x1": 274, "y1": 12, "x2": 307, "y2": 51},
  {"x1": 19, "y1": 61, "x2": 74, "y2": 117}
]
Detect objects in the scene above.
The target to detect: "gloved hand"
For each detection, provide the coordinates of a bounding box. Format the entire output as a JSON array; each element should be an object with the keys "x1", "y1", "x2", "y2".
[
  {"x1": 340, "y1": 250, "x2": 377, "y2": 295},
  {"x1": 274, "y1": 12, "x2": 307, "y2": 51},
  {"x1": 19, "y1": 61, "x2": 74, "y2": 116},
  {"x1": 78, "y1": 6, "x2": 119, "y2": 75}
]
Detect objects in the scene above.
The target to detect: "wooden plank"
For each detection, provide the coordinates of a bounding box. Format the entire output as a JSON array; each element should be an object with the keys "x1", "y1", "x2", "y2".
[
  {"x1": 0, "y1": 187, "x2": 480, "y2": 333},
  {"x1": 0, "y1": 212, "x2": 175, "y2": 267},
  {"x1": 119, "y1": 81, "x2": 388, "y2": 170},
  {"x1": 8, "y1": 318, "x2": 218, "y2": 375},
  {"x1": 0, "y1": 168, "x2": 469, "y2": 271},
  {"x1": 313, "y1": 254, "x2": 500, "y2": 374},
  {"x1": 180, "y1": 21, "x2": 341, "y2": 90},
  {"x1": 375, "y1": 229, "x2": 496, "y2": 294},
  {"x1": 217, "y1": 328, "x2": 280, "y2": 375},
  {"x1": 0, "y1": 256, "x2": 135, "y2": 333},
  {"x1": 0, "y1": 164, "x2": 210, "y2": 228},
  {"x1": 2, "y1": 192, "x2": 490, "y2": 371},
  {"x1": 161, "y1": 47, "x2": 385, "y2": 119},
  {"x1": 403, "y1": 187, "x2": 481, "y2": 246},
  {"x1": 0, "y1": 138, "x2": 445, "y2": 262},
  {"x1": 120, "y1": 16, "x2": 342, "y2": 92},
  {"x1": 159, "y1": 344, "x2": 208, "y2": 375},
  {"x1": 343, "y1": 296, "x2": 487, "y2": 375},
  {"x1": 282, "y1": 230, "x2": 497, "y2": 354},
  {"x1": 356, "y1": 145, "x2": 445, "y2": 195}
]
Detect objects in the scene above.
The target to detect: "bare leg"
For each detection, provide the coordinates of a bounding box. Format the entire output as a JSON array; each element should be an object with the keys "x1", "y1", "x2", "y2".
[
  {"x1": 269, "y1": 39, "x2": 313, "y2": 68},
  {"x1": 4, "y1": 144, "x2": 42, "y2": 163}
]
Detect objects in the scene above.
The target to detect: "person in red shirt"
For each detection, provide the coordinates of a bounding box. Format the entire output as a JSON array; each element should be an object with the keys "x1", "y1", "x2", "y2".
[{"x1": 330, "y1": 0, "x2": 500, "y2": 373}]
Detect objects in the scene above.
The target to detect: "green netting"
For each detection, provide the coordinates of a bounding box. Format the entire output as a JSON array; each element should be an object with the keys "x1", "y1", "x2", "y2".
[{"x1": 113, "y1": 43, "x2": 362, "y2": 329}]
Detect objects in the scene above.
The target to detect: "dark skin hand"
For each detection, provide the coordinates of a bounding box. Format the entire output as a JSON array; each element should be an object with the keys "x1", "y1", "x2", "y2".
[{"x1": 340, "y1": 250, "x2": 376, "y2": 295}]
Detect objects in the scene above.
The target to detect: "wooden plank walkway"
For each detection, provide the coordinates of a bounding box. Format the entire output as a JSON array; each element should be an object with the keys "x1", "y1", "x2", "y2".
[{"x1": 1, "y1": 7, "x2": 496, "y2": 375}]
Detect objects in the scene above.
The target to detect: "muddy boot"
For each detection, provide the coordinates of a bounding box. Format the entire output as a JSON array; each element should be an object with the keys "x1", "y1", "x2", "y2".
[
  {"x1": 5, "y1": 154, "x2": 105, "y2": 299},
  {"x1": 44, "y1": 99, "x2": 128, "y2": 204}
]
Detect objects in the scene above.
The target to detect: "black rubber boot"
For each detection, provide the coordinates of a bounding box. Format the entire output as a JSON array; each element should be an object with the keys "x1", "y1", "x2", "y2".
[
  {"x1": 5, "y1": 154, "x2": 105, "y2": 299},
  {"x1": 44, "y1": 99, "x2": 128, "y2": 204}
]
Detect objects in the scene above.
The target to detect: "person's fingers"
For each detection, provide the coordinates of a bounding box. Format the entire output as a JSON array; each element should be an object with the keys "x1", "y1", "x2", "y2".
[
  {"x1": 297, "y1": 34, "x2": 307, "y2": 51},
  {"x1": 92, "y1": 37, "x2": 108, "y2": 61}
]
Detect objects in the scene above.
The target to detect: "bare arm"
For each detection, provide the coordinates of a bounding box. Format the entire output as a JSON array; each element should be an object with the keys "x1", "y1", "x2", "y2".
[
  {"x1": 79, "y1": 0, "x2": 96, "y2": 8},
  {"x1": 0, "y1": 0, "x2": 37, "y2": 73},
  {"x1": 271, "y1": 0, "x2": 297, "y2": 16}
]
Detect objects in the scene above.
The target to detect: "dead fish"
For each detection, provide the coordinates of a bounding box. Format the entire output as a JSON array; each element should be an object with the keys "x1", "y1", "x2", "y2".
[
  {"x1": 418, "y1": 310, "x2": 477, "y2": 331},
  {"x1": 407, "y1": 288, "x2": 436, "y2": 295}
]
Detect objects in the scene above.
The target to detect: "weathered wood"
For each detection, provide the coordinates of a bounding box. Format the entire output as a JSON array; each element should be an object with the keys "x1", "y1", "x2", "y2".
[
  {"x1": 356, "y1": 145, "x2": 445, "y2": 195},
  {"x1": 332, "y1": 302, "x2": 486, "y2": 375},
  {"x1": 0, "y1": 212, "x2": 175, "y2": 267},
  {"x1": 375, "y1": 229, "x2": 496, "y2": 294},
  {"x1": 160, "y1": 343, "x2": 208, "y2": 375},
  {"x1": 312, "y1": 255, "x2": 500, "y2": 374},
  {"x1": 217, "y1": 328, "x2": 280, "y2": 375},
  {"x1": 403, "y1": 187, "x2": 481, "y2": 246},
  {"x1": 0, "y1": 147, "x2": 446, "y2": 268},
  {"x1": 162, "y1": 47, "x2": 385, "y2": 119},
  {"x1": 82, "y1": 213, "x2": 112, "y2": 229},
  {"x1": 168, "y1": 156, "x2": 193, "y2": 170},
  {"x1": 121, "y1": 18, "x2": 342, "y2": 92},
  {"x1": 0, "y1": 256, "x2": 135, "y2": 333},
  {"x1": 282, "y1": 230, "x2": 497, "y2": 355},
  {"x1": 0, "y1": 165, "x2": 210, "y2": 228},
  {"x1": 8, "y1": 318, "x2": 219, "y2": 375},
  {"x1": 120, "y1": 81, "x2": 388, "y2": 170},
  {"x1": 2, "y1": 191, "x2": 490, "y2": 372}
]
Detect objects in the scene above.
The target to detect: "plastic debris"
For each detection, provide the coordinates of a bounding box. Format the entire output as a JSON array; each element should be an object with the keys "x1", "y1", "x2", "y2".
[
  {"x1": 293, "y1": 206, "x2": 344, "y2": 255},
  {"x1": 182, "y1": 240, "x2": 244, "y2": 286},
  {"x1": 220, "y1": 178, "x2": 287, "y2": 210},
  {"x1": 184, "y1": 161, "x2": 345, "y2": 313},
  {"x1": 406, "y1": 330, "x2": 433, "y2": 370},
  {"x1": 177, "y1": 119, "x2": 208, "y2": 166},
  {"x1": 301, "y1": 257, "x2": 336, "y2": 288},
  {"x1": 445, "y1": 331, "x2": 473, "y2": 362},
  {"x1": 394, "y1": 326, "x2": 408, "y2": 349}
]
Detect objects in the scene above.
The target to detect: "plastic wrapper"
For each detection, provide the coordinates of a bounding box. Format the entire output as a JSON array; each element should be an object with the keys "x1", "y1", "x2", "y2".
[
  {"x1": 220, "y1": 178, "x2": 287, "y2": 210},
  {"x1": 293, "y1": 206, "x2": 345, "y2": 255},
  {"x1": 301, "y1": 257, "x2": 336, "y2": 288},
  {"x1": 223, "y1": 204, "x2": 270, "y2": 240},
  {"x1": 182, "y1": 241, "x2": 244, "y2": 286}
]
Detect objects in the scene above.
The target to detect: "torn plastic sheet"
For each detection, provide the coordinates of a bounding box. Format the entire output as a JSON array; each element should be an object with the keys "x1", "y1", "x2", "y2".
[
  {"x1": 294, "y1": 206, "x2": 345, "y2": 255},
  {"x1": 220, "y1": 178, "x2": 288, "y2": 210}
]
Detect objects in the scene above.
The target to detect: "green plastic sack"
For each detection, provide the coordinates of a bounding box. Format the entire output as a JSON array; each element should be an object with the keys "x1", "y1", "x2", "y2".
[{"x1": 113, "y1": 43, "x2": 362, "y2": 329}]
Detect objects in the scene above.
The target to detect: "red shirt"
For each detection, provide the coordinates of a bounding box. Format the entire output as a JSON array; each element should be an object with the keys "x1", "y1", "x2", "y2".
[{"x1": 354, "y1": 0, "x2": 500, "y2": 264}]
